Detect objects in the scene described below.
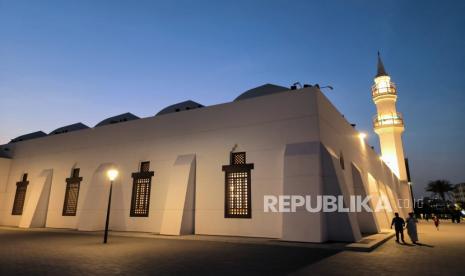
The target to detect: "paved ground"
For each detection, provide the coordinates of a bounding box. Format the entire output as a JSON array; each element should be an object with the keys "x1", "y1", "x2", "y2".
[
  {"x1": 0, "y1": 221, "x2": 463, "y2": 275},
  {"x1": 0, "y1": 229, "x2": 338, "y2": 275},
  {"x1": 293, "y1": 220, "x2": 465, "y2": 275}
]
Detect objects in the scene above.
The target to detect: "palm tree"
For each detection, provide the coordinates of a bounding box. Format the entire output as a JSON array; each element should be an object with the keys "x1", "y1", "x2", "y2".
[{"x1": 426, "y1": 180, "x2": 454, "y2": 201}]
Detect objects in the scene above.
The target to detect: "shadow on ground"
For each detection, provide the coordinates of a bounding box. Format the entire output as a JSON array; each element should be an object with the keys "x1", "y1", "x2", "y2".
[{"x1": 0, "y1": 230, "x2": 339, "y2": 275}]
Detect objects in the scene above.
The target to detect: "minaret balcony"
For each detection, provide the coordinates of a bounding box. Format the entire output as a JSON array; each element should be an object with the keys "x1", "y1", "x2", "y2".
[
  {"x1": 371, "y1": 82, "x2": 396, "y2": 99},
  {"x1": 373, "y1": 112, "x2": 404, "y2": 129}
]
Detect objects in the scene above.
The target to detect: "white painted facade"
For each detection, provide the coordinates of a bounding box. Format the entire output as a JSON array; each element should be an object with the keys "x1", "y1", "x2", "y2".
[
  {"x1": 372, "y1": 54, "x2": 408, "y2": 182},
  {"x1": 0, "y1": 85, "x2": 412, "y2": 242}
]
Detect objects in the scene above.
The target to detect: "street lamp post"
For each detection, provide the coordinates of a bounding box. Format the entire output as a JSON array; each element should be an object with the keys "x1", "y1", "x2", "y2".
[{"x1": 104, "y1": 169, "x2": 118, "y2": 244}]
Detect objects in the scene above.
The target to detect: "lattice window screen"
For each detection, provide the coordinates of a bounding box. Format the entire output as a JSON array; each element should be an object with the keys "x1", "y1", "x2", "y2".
[
  {"x1": 63, "y1": 168, "x2": 82, "y2": 216},
  {"x1": 232, "y1": 152, "x2": 246, "y2": 165},
  {"x1": 223, "y1": 152, "x2": 253, "y2": 218},
  {"x1": 63, "y1": 183, "x2": 79, "y2": 215},
  {"x1": 12, "y1": 174, "x2": 29, "y2": 216},
  {"x1": 12, "y1": 185, "x2": 27, "y2": 215},
  {"x1": 130, "y1": 162, "x2": 154, "y2": 217},
  {"x1": 226, "y1": 172, "x2": 249, "y2": 216},
  {"x1": 131, "y1": 177, "x2": 151, "y2": 216},
  {"x1": 141, "y1": 161, "x2": 150, "y2": 172}
]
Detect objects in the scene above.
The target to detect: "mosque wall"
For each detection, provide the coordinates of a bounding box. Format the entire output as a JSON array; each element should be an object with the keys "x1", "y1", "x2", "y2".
[{"x1": 0, "y1": 87, "x2": 408, "y2": 242}]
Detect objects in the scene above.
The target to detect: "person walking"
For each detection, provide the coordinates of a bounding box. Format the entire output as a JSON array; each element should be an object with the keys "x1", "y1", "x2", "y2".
[
  {"x1": 406, "y1": 212, "x2": 419, "y2": 244},
  {"x1": 433, "y1": 215, "x2": 440, "y2": 230},
  {"x1": 391, "y1": 212, "x2": 406, "y2": 243}
]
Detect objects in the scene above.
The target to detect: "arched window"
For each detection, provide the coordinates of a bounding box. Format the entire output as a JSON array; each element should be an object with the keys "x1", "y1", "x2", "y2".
[
  {"x1": 63, "y1": 168, "x2": 82, "y2": 216},
  {"x1": 130, "y1": 161, "x2": 154, "y2": 217},
  {"x1": 222, "y1": 152, "x2": 254, "y2": 218}
]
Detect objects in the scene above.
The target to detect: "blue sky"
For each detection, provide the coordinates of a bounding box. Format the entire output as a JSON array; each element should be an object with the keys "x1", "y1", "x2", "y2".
[{"x1": 1, "y1": 0, "x2": 464, "y2": 196}]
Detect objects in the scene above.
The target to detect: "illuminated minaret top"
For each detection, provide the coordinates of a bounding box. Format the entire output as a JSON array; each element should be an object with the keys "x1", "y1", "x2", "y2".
[{"x1": 372, "y1": 52, "x2": 407, "y2": 181}]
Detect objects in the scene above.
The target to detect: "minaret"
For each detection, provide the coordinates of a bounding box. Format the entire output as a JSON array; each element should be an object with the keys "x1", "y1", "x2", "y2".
[{"x1": 372, "y1": 52, "x2": 407, "y2": 182}]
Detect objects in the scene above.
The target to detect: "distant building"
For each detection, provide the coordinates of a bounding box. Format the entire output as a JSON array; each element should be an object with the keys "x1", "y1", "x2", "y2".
[
  {"x1": 453, "y1": 183, "x2": 465, "y2": 203},
  {"x1": 0, "y1": 56, "x2": 412, "y2": 243}
]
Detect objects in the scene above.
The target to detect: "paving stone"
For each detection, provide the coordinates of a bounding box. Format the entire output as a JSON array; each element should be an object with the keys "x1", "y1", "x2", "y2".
[
  {"x1": 0, "y1": 221, "x2": 463, "y2": 275},
  {"x1": 293, "y1": 221, "x2": 465, "y2": 275}
]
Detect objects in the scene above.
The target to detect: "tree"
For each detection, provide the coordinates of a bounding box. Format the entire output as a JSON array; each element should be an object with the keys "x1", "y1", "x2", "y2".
[{"x1": 426, "y1": 180, "x2": 454, "y2": 201}]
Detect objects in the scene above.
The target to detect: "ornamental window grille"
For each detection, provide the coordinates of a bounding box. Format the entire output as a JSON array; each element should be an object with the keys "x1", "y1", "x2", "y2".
[
  {"x1": 12, "y1": 174, "x2": 29, "y2": 215},
  {"x1": 222, "y1": 152, "x2": 254, "y2": 218},
  {"x1": 63, "y1": 168, "x2": 83, "y2": 216},
  {"x1": 130, "y1": 161, "x2": 154, "y2": 217}
]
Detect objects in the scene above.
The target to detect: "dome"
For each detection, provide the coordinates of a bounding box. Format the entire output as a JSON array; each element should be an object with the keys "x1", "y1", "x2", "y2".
[
  {"x1": 10, "y1": 131, "x2": 47, "y2": 143},
  {"x1": 0, "y1": 144, "x2": 12, "y2": 158},
  {"x1": 155, "y1": 100, "x2": 204, "y2": 116},
  {"x1": 95, "y1": 112, "x2": 140, "y2": 127},
  {"x1": 234, "y1": 84, "x2": 289, "y2": 101},
  {"x1": 49, "y1": 123, "x2": 89, "y2": 135}
]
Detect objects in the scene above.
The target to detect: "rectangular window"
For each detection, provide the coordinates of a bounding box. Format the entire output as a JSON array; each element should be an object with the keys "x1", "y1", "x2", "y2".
[
  {"x1": 140, "y1": 161, "x2": 150, "y2": 172},
  {"x1": 226, "y1": 171, "x2": 250, "y2": 217},
  {"x1": 339, "y1": 151, "x2": 345, "y2": 170},
  {"x1": 12, "y1": 174, "x2": 29, "y2": 215},
  {"x1": 232, "y1": 152, "x2": 246, "y2": 165},
  {"x1": 222, "y1": 152, "x2": 254, "y2": 218},
  {"x1": 63, "y1": 168, "x2": 82, "y2": 216},
  {"x1": 130, "y1": 162, "x2": 154, "y2": 217}
]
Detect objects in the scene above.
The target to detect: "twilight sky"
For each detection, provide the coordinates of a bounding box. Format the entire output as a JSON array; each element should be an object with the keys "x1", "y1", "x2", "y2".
[{"x1": 1, "y1": 0, "x2": 464, "y2": 197}]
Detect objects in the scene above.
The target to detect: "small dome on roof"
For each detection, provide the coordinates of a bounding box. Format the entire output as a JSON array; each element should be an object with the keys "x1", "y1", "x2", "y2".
[
  {"x1": 156, "y1": 100, "x2": 204, "y2": 116},
  {"x1": 10, "y1": 131, "x2": 47, "y2": 143},
  {"x1": 234, "y1": 84, "x2": 290, "y2": 101},
  {"x1": 95, "y1": 112, "x2": 140, "y2": 127},
  {"x1": 0, "y1": 144, "x2": 12, "y2": 158},
  {"x1": 49, "y1": 123, "x2": 89, "y2": 135}
]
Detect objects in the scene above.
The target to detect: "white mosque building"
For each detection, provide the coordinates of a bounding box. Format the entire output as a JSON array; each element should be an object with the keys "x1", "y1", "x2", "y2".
[{"x1": 0, "y1": 56, "x2": 412, "y2": 243}]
